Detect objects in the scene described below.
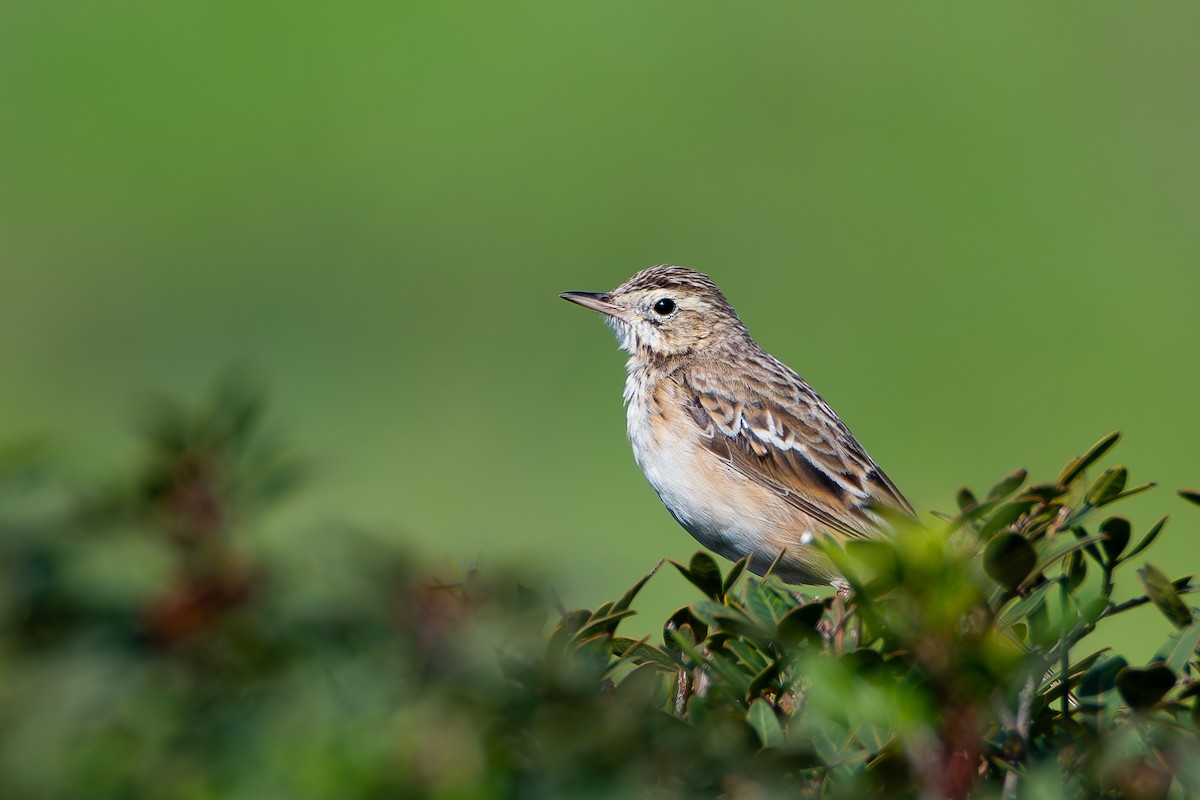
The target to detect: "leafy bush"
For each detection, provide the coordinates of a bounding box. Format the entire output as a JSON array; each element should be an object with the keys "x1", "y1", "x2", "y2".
[{"x1": 2, "y1": 379, "x2": 1199, "y2": 799}]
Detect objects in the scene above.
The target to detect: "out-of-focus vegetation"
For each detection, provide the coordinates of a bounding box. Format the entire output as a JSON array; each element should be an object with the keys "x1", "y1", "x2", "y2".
[{"x1": 4, "y1": 381, "x2": 1200, "y2": 798}]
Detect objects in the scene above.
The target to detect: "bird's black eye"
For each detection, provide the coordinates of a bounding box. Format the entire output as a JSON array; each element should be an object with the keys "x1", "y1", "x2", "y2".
[{"x1": 652, "y1": 298, "x2": 676, "y2": 316}]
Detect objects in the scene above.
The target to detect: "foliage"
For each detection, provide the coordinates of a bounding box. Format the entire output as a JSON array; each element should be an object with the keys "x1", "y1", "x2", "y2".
[{"x1": 3, "y1": 380, "x2": 1200, "y2": 799}]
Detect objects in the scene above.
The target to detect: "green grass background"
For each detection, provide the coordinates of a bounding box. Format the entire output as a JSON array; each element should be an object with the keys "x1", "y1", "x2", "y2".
[{"x1": 2, "y1": 1, "x2": 1198, "y2": 654}]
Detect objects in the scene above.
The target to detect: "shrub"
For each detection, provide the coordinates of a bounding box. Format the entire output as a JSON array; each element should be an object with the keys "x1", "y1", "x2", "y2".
[{"x1": 1, "y1": 379, "x2": 1198, "y2": 799}]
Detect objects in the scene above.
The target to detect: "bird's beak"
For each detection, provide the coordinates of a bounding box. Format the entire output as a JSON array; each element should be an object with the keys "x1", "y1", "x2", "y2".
[{"x1": 559, "y1": 291, "x2": 622, "y2": 316}]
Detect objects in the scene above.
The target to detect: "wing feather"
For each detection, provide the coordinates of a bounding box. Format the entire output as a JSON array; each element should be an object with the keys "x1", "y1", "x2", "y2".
[{"x1": 682, "y1": 365, "x2": 914, "y2": 539}]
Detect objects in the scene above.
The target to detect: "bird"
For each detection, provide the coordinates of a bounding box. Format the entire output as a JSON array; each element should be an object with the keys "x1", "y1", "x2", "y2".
[{"x1": 560, "y1": 265, "x2": 914, "y2": 587}]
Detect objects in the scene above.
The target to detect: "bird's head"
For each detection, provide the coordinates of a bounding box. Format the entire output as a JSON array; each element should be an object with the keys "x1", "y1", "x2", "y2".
[{"x1": 561, "y1": 265, "x2": 748, "y2": 357}]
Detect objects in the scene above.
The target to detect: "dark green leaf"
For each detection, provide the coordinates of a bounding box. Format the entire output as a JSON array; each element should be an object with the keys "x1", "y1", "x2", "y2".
[
  {"x1": 1015, "y1": 483, "x2": 1069, "y2": 503},
  {"x1": 1116, "y1": 664, "x2": 1176, "y2": 711},
  {"x1": 1179, "y1": 489, "x2": 1200, "y2": 508},
  {"x1": 1085, "y1": 466, "x2": 1128, "y2": 508},
  {"x1": 1138, "y1": 564, "x2": 1194, "y2": 628},
  {"x1": 1058, "y1": 431, "x2": 1121, "y2": 486},
  {"x1": 1071, "y1": 525, "x2": 1105, "y2": 566},
  {"x1": 841, "y1": 648, "x2": 886, "y2": 675},
  {"x1": 984, "y1": 533, "x2": 1037, "y2": 591},
  {"x1": 1099, "y1": 517, "x2": 1131, "y2": 563},
  {"x1": 956, "y1": 487, "x2": 977, "y2": 510},
  {"x1": 1065, "y1": 551, "x2": 1087, "y2": 591},
  {"x1": 988, "y1": 469, "x2": 1027, "y2": 500}
]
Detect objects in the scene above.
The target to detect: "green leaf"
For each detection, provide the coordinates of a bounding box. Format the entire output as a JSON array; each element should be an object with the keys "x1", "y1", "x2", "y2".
[
  {"x1": 747, "y1": 658, "x2": 784, "y2": 699},
  {"x1": 1078, "y1": 655, "x2": 1128, "y2": 697},
  {"x1": 1110, "y1": 482, "x2": 1156, "y2": 503},
  {"x1": 956, "y1": 487, "x2": 977, "y2": 510},
  {"x1": 988, "y1": 469, "x2": 1028, "y2": 500},
  {"x1": 663, "y1": 606, "x2": 709, "y2": 651},
  {"x1": 776, "y1": 602, "x2": 826, "y2": 645},
  {"x1": 744, "y1": 581, "x2": 790, "y2": 630},
  {"x1": 1116, "y1": 664, "x2": 1176, "y2": 711},
  {"x1": 1032, "y1": 534, "x2": 1106, "y2": 582},
  {"x1": 979, "y1": 500, "x2": 1037, "y2": 538},
  {"x1": 611, "y1": 636, "x2": 681, "y2": 671},
  {"x1": 1065, "y1": 551, "x2": 1087, "y2": 591},
  {"x1": 1099, "y1": 517, "x2": 1131, "y2": 563},
  {"x1": 1042, "y1": 648, "x2": 1111, "y2": 703},
  {"x1": 984, "y1": 533, "x2": 1037, "y2": 591},
  {"x1": 1164, "y1": 620, "x2": 1200, "y2": 675},
  {"x1": 1071, "y1": 525, "x2": 1105, "y2": 566},
  {"x1": 1179, "y1": 489, "x2": 1200, "y2": 508},
  {"x1": 574, "y1": 608, "x2": 637, "y2": 641},
  {"x1": 670, "y1": 552, "x2": 723, "y2": 600},
  {"x1": 1085, "y1": 466, "x2": 1128, "y2": 508},
  {"x1": 725, "y1": 638, "x2": 770, "y2": 674},
  {"x1": 1014, "y1": 483, "x2": 1069, "y2": 503},
  {"x1": 612, "y1": 560, "x2": 662, "y2": 614},
  {"x1": 1058, "y1": 431, "x2": 1121, "y2": 486},
  {"x1": 1001, "y1": 576, "x2": 1055, "y2": 626},
  {"x1": 747, "y1": 698, "x2": 784, "y2": 748},
  {"x1": 722, "y1": 556, "x2": 750, "y2": 598},
  {"x1": 1138, "y1": 564, "x2": 1194, "y2": 628},
  {"x1": 1068, "y1": 649, "x2": 1112, "y2": 682},
  {"x1": 711, "y1": 610, "x2": 771, "y2": 641},
  {"x1": 1123, "y1": 516, "x2": 1168, "y2": 562}
]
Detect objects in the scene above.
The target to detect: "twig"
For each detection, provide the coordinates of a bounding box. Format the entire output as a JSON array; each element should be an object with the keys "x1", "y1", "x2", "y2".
[{"x1": 1003, "y1": 671, "x2": 1037, "y2": 800}]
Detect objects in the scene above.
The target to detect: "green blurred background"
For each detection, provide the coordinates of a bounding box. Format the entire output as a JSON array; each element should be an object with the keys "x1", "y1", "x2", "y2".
[{"x1": 2, "y1": 0, "x2": 1198, "y2": 654}]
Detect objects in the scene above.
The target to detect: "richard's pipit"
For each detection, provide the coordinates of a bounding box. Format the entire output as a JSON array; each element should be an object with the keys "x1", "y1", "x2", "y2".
[{"x1": 561, "y1": 265, "x2": 914, "y2": 587}]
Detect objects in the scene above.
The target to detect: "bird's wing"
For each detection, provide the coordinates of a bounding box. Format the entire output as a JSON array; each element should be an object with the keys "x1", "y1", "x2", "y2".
[{"x1": 680, "y1": 367, "x2": 914, "y2": 540}]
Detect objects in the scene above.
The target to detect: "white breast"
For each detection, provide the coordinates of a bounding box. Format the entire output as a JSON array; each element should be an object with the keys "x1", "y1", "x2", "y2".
[{"x1": 623, "y1": 367, "x2": 780, "y2": 564}]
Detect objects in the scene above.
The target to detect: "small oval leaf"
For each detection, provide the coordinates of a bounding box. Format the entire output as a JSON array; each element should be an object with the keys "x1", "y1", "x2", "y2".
[
  {"x1": 1138, "y1": 563, "x2": 1194, "y2": 629},
  {"x1": 956, "y1": 487, "x2": 977, "y2": 510},
  {"x1": 1065, "y1": 551, "x2": 1087, "y2": 591},
  {"x1": 1099, "y1": 517, "x2": 1132, "y2": 563},
  {"x1": 985, "y1": 533, "x2": 1037, "y2": 591},
  {"x1": 776, "y1": 602, "x2": 826, "y2": 645},
  {"x1": 1086, "y1": 466, "x2": 1128, "y2": 508},
  {"x1": 1116, "y1": 664, "x2": 1176, "y2": 711},
  {"x1": 988, "y1": 469, "x2": 1028, "y2": 500},
  {"x1": 747, "y1": 698, "x2": 784, "y2": 748}
]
